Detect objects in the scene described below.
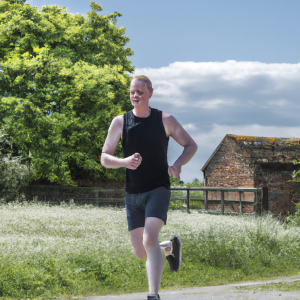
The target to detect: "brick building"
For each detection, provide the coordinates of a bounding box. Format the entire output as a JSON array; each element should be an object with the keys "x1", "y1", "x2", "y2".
[{"x1": 201, "y1": 134, "x2": 300, "y2": 214}]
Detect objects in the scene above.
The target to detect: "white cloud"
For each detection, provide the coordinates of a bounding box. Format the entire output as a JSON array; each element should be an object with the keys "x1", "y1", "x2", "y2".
[
  {"x1": 135, "y1": 60, "x2": 300, "y2": 108},
  {"x1": 183, "y1": 123, "x2": 197, "y2": 131},
  {"x1": 134, "y1": 61, "x2": 300, "y2": 183},
  {"x1": 266, "y1": 99, "x2": 290, "y2": 107},
  {"x1": 192, "y1": 123, "x2": 300, "y2": 150},
  {"x1": 193, "y1": 98, "x2": 236, "y2": 109}
]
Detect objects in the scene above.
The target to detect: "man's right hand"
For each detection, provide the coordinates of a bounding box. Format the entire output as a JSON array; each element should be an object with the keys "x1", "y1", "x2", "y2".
[{"x1": 124, "y1": 153, "x2": 142, "y2": 170}]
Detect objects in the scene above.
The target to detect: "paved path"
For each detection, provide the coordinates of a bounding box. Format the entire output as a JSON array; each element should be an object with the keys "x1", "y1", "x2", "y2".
[{"x1": 85, "y1": 274, "x2": 300, "y2": 300}]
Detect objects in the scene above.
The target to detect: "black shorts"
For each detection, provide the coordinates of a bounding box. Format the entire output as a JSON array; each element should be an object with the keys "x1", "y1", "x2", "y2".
[{"x1": 125, "y1": 186, "x2": 171, "y2": 231}]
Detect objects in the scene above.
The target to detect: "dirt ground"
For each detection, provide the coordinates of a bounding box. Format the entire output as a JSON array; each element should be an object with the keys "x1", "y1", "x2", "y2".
[{"x1": 84, "y1": 274, "x2": 300, "y2": 300}]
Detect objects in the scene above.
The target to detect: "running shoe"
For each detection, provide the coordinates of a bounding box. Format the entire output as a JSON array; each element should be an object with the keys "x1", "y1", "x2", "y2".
[
  {"x1": 166, "y1": 235, "x2": 182, "y2": 273},
  {"x1": 147, "y1": 295, "x2": 160, "y2": 299}
]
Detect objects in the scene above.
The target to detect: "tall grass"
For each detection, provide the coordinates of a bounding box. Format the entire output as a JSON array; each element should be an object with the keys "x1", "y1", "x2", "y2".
[{"x1": 1, "y1": 202, "x2": 300, "y2": 299}]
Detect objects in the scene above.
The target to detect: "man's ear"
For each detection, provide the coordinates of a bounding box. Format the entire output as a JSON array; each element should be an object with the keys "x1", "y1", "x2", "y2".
[{"x1": 149, "y1": 89, "x2": 154, "y2": 98}]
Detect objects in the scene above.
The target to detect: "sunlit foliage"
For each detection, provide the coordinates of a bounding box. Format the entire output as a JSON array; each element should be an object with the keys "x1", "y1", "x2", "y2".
[{"x1": 0, "y1": 0, "x2": 133, "y2": 185}]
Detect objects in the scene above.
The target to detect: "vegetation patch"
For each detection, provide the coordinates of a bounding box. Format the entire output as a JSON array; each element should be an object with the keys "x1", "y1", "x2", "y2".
[
  {"x1": 236, "y1": 280, "x2": 300, "y2": 293},
  {"x1": 1, "y1": 202, "x2": 300, "y2": 299}
]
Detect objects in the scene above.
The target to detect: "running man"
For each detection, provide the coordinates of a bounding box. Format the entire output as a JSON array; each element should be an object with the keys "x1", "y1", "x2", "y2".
[{"x1": 101, "y1": 75, "x2": 198, "y2": 299}]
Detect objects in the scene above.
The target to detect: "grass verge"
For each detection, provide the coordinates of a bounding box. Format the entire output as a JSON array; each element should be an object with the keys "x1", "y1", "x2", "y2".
[
  {"x1": 237, "y1": 280, "x2": 300, "y2": 292},
  {"x1": 1, "y1": 202, "x2": 300, "y2": 299}
]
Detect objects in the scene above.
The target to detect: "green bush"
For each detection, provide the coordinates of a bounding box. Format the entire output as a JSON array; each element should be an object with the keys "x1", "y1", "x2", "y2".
[
  {"x1": 0, "y1": 130, "x2": 28, "y2": 201},
  {"x1": 285, "y1": 202, "x2": 300, "y2": 226},
  {"x1": 285, "y1": 160, "x2": 300, "y2": 226}
]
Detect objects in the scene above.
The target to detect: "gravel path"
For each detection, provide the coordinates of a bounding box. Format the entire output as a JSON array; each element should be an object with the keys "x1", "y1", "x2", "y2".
[{"x1": 84, "y1": 274, "x2": 300, "y2": 300}]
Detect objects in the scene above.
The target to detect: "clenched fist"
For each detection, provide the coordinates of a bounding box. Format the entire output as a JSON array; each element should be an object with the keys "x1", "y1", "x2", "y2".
[
  {"x1": 125, "y1": 153, "x2": 142, "y2": 170},
  {"x1": 168, "y1": 165, "x2": 181, "y2": 179}
]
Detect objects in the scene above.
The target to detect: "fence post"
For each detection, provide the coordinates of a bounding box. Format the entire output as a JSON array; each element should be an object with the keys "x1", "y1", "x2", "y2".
[
  {"x1": 187, "y1": 188, "x2": 190, "y2": 212},
  {"x1": 254, "y1": 191, "x2": 257, "y2": 216},
  {"x1": 205, "y1": 190, "x2": 208, "y2": 210},
  {"x1": 96, "y1": 190, "x2": 99, "y2": 207},
  {"x1": 221, "y1": 190, "x2": 224, "y2": 215},
  {"x1": 262, "y1": 187, "x2": 268, "y2": 211},
  {"x1": 239, "y1": 191, "x2": 242, "y2": 214}
]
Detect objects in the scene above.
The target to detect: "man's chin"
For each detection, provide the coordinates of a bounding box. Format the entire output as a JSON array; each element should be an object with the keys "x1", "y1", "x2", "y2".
[{"x1": 132, "y1": 101, "x2": 141, "y2": 106}]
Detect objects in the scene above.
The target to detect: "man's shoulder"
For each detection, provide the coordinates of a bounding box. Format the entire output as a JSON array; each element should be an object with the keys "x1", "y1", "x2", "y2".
[
  {"x1": 113, "y1": 114, "x2": 123, "y2": 121},
  {"x1": 161, "y1": 112, "x2": 180, "y2": 137},
  {"x1": 111, "y1": 115, "x2": 123, "y2": 129},
  {"x1": 162, "y1": 112, "x2": 176, "y2": 123}
]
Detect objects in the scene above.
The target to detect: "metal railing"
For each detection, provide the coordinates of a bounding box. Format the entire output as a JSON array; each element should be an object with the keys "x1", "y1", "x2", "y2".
[
  {"x1": 23, "y1": 185, "x2": 263, "y2": 215},
  {"x1": 171, "y1": 187, "x2": 262, "y2": 215}
]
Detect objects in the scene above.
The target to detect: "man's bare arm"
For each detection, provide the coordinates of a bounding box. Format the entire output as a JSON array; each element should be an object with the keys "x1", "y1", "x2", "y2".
[
  {"x1": 163, "y1": 114, "x2": 198, "y2": 178},
  {"x1": 101, "y1": 116, "x2": 142, "y2": 170}
]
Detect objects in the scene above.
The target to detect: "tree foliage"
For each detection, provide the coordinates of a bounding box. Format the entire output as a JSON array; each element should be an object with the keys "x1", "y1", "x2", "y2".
[
  {"x1": 0, "y1": 0, "x2": 134, "y2": 185},
  {"x1": 170, "y1": 177, "x2": 203, "y2": 187}
]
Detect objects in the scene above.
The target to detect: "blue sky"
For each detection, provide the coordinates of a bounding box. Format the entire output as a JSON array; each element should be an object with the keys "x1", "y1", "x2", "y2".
[
  {"x1": 26, "y1": 0, "x2": 300, "y2": 183},
  {"x1": 27, "y1": 0, "x2": 300, "y2": 68}
]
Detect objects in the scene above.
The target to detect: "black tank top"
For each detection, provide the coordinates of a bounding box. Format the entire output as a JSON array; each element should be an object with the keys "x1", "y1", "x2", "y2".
[{"x1": 122, "y1": 108, "x2": 170, "y2": 194}]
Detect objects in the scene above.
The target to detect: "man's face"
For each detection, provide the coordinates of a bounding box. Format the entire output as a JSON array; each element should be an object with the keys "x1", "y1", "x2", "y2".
[{"x1": 130, "y1": 79, "x2": 153, "y2": 108}]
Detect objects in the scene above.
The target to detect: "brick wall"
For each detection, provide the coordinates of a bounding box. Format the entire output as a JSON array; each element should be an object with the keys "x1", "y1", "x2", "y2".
[
  {"x1": 202, "y1": 135, "x2": 300, "y2": 215},
  {"x1": 203, "y1": 136, "x2": 255, "y2": 213},
  {"x1": 204, "y1": 136, "x2": 254, "y2": 188},
  {"x1": 254, "y1": 164, "x2": 300, "y2": 214}
]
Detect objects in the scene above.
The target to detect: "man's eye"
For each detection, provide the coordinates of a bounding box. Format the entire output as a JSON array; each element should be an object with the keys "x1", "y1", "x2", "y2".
[{"x1": 137, "y1": 91, "x2": 143, "y2": 95}]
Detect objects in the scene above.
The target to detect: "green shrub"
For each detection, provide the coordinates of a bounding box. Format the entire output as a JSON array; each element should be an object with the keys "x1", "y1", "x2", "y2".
[
  {"x1": 285, "y1": 160, "x2": 300, "y2": 226},
  {"x1": 285, "y1": 201, "x2": 300, "y2": 226},
  {"x1": 0, "y1": 130, "x2": 29, "y2": 201}
]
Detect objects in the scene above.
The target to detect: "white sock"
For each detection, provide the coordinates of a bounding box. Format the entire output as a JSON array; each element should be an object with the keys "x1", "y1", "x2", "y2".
[{"x1": 159, "y1": 240, "x2": 172, "y2": 256}]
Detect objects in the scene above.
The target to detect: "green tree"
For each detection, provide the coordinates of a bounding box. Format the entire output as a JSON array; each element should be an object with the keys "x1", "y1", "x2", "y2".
[
  {"x1": 0, "y1": 0, "x2": 134, "y2": 185},
  {"x1": 170, "y1": 177, "x2": 203, "y2": 187},
  {"x1": 185, "y1": 177, "x2": 203, "y2": 187}
]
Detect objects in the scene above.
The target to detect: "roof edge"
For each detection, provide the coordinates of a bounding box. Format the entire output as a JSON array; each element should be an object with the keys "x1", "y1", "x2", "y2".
[
  {"x1": 201, "y1": 134, "x2": 300, "y2": 172},
  {"x1": 201, "y1": 134, "x2": 231, "y2": 172}
]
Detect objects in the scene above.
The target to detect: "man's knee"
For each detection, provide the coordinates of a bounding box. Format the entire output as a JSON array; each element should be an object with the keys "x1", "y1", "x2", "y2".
[{"x1": 143, "y1": 232, "x2": 158, "y2": 250}]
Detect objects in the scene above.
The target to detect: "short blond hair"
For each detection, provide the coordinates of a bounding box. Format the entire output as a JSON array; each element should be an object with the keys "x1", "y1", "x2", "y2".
[{"x1": 131, "y1": 75, "x2": 152, "y2": 92}]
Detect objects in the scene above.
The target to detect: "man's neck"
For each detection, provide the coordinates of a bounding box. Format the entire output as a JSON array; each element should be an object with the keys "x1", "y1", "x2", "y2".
[{"x1": 132, "y1": 106, "x2": 151, "y2": 118}]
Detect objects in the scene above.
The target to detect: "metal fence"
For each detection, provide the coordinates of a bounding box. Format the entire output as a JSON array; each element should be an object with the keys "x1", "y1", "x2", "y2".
[
  {"x1": 23, "y1": 185, "x2": 264, "y2": 215},
  {"x1": 171, "y1": 187, "x2": 263, "y2": 215}
]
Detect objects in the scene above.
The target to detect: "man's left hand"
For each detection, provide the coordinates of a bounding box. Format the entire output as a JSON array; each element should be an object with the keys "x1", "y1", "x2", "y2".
[{"x1": 168, "y1": 165, "x2": 181, "y2": 179}]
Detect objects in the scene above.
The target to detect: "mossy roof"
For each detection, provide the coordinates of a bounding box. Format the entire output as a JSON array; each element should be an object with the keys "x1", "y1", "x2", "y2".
[{"x1": 201, "y1": 134, "x2": 300, "y2": 171}]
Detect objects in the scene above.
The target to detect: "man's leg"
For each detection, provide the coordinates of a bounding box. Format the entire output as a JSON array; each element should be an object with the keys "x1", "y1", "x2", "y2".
[
  {"x1": 143, "y1": 217, "x2": 164, "y2": 296},
  {"x1": 130, "y1": 228, "x2": 172, "y2": 258},
  {"x1": 130, "y1": 227, "x2": 147, "y2": 259}
]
